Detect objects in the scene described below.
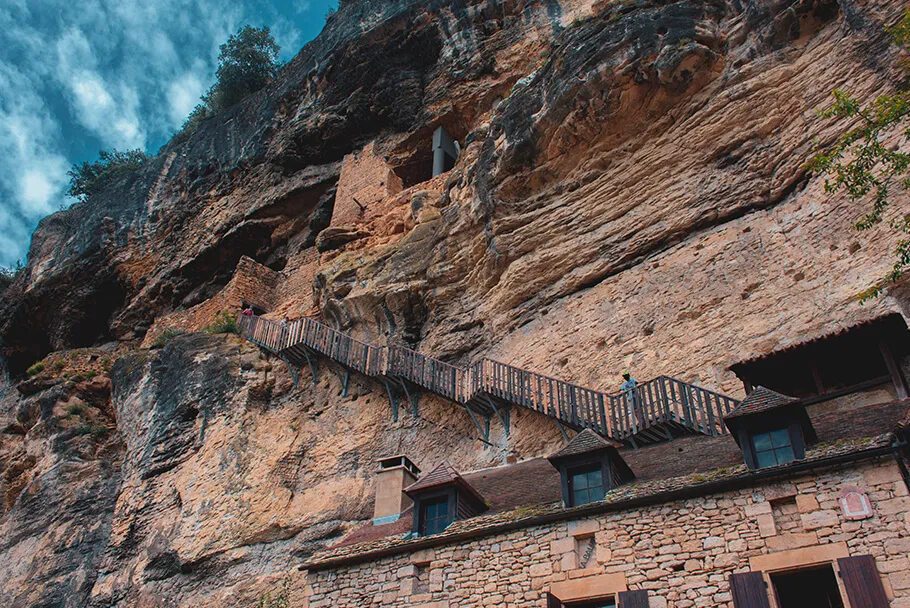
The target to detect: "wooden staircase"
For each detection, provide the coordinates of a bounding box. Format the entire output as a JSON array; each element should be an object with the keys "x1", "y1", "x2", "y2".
[{"x1": 237, "y1": 314, "x2": 739, "y2": 446}]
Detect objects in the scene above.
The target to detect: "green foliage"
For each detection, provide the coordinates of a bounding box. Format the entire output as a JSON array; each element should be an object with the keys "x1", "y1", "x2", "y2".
[
  {"x1": 152, "y1": 328, "x2": 187, "y2": 348},
  {"x1": 256, "y1": 578, "x2": 290, "y2": 608},
  {"x1": 808, "y1": 10, "x2": 910, "y2": 300},
  {"x1": 0, "y1": 260, "x2": 24, "y2": 292},
  {"x1": 53, "y1": 360, "x2": 66, "y2": 372},
  {"x1": 75, "y1": 422, "x2": 109, "y2": 438},
  {"x1": 324, "y1": 6, "x2": 337, "y2": 21},
  {"x1": 85, "y1": 370, "x2": 98, "y2": 380},
  {"x1": 176, "y1": 26, "x2": 281, "y2": 141},
  {"x1": 204, "y1": 310, "x2": 239, "y2": 335},
  {"x1": 26, "y1": 362, "x2": 45, "y2": 377},
  {"x1": 66, "y1": 403, "x2": 86, "y2": 417},
  {"x1": 67, "y1": 149, "x2": 149, "y2": 202}
]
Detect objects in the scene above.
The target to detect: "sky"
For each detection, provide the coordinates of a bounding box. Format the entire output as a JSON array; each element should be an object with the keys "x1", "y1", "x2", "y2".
[{"x1": 0, "y1": 0, "x2": 337, "y2": 268}]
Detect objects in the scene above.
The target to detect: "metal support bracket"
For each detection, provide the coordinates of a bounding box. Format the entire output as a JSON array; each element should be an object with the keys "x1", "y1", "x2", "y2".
[
  {"x1": 295, "y1": 347, "x2": 319, "y2": 386},
  {"x1": 394, "y1": 379, "x2": 419, "y2": 418},
  {"x1": 281, "y1": 356, "x2": 301, "y2": 388},
  {"x1": 382, "y1": 379, "x2": 400, "y2": 422},
  {"x1": 330, "y1": 365, "x2": 351, "y2": 397},
  {"x1": 464, "y1": 406, "x2": 491, "y2": 442},
  {"x1": 483, "y1": 396, "x2": 510, "y2": 437},
  {"x1": 555, "y1": 420, "x2": 570, "y2": 443}
]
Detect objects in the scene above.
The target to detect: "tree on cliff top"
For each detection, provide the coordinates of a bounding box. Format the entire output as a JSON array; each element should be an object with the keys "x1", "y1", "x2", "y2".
[
  {"x1": 809, "y1": 9, "x2": 910, "y2": 301},
  {"x1": 179, "y1": 26, "x2": 281, "y2": 138},
  {"x1": 67, "y1": 149, "x2": 149, "y2": 202}
]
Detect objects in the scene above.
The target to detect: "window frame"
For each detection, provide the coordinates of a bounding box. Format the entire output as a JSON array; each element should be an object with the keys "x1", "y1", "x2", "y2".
[
  {"x1": 565, "y1": 598, "x2": 617, "y2": 608},
  {"x1": 750, "y1": 427, "x2": 797, "y2": 468},
  {"x1": 558, "y1": 457, "x2": 613, "y2": 508},
  {"x1": 735, "y1": 415, "x2": 807, "y2": 471},
  {"x1": 567, "y1": 463, "x2": 607, "y2": 507},
  {"x1": 413, "y1": 489, "x2": 456, "y2": 537},
  {"x1": 768, "y1": 563, "x2": 845, "y2": 608}
]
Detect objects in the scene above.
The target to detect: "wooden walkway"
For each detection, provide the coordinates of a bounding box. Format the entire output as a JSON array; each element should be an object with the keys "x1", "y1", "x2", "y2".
[{"x1": 237, "y1": 314, "x2": 739, "y2": 445}]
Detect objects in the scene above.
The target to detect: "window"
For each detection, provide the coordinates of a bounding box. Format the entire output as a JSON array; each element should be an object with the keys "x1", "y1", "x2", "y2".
[
  {"x1": 751, "y1": 428, "x2": 796, "y2": 468},
  {"x1": 770, "y1": 565, "x2": 844, "y2": 608},
  {"x1": 569, "y1": 465, "x2": 605, "y2": 506},
  {"x1": 419, "y1": 496, "x2": 451, "y2": 536},
  {"x1": 567, "y1": 600, "x2": 616, "y2": 608}
]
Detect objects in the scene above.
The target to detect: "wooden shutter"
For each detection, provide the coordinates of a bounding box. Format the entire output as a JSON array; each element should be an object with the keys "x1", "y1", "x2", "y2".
[
  {"x1": 730, "y1": 572, "x2": 771, "y2": 608},
  {"x1": 546, "y1": 592, "x2": 563, "y2": 608},
  {"x1": 617, "y1": 589, "x2": 649, "y2": 608},
  {"x1": 838, "y1": 555, "x2": 889, "y2": 608}
]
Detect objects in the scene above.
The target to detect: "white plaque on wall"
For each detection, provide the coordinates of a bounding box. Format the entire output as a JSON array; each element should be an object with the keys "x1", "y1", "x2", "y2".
[{"x1": 838, "y1": 486, "x2": 873, "y2": 521}]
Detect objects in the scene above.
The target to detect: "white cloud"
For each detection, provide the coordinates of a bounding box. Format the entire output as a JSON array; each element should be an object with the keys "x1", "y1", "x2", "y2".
[
  {"x1": 0, "y1": 63, "x2": 69, "y2": 221},
  {"x1": 167, "y1": 67, "x2": 206, "y2": 129},
  {"x1": 0, "y1": 0, "x2": 308, "y2": 267}
]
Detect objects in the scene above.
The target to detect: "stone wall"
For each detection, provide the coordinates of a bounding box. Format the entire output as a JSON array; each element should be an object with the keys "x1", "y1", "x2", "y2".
[
  {"x1": 333, "y1": 143, "x2": 403, "y2": 228},
  {"x1": 303, "y1": 457, "x2": 910, "y2": 607},
  {"x1": 141, "y1": 256, "x2": 283, "y2": 346}
]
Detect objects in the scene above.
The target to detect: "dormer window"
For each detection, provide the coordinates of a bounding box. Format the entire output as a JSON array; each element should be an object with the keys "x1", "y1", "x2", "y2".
[
  {"x1": 548, "y1": 429, "x2": 634, "y2": 508},
  {"x1": 724, "y1": 387, "x2": 817, "y2": 471},
  {"x1": 420, "y1": 495, "x2": 451, "y2": 536},
  {"x1": 569, "y1": 464, "x2": 606, "y2": 506},
  {"x1": 404, "y1": 461, "x2": 487, "y2": 537},
  {"x1": 751, "y1": 428, "x2": 796, "y2": 468}
]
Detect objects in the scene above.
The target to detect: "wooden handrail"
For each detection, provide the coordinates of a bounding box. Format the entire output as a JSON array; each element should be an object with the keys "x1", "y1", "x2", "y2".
[{"x1": 236, "y1": 314, "x2": 739, "y2": 441}]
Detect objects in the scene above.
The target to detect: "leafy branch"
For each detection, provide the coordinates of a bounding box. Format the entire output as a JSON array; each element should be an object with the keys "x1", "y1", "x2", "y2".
[{"x1": 808, "y1": 9, "x2": 910, "y2": 300}]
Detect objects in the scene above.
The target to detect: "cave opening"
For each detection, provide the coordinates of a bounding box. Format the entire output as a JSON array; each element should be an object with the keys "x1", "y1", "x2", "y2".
[{"x1": 391, "y1": 125, "x2": 461, "y2": 189}]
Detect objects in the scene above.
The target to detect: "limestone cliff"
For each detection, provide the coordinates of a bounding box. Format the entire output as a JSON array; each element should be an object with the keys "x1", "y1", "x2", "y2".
[{"x1": 1, "y1": 0, "x2": 909, "y2": 605}]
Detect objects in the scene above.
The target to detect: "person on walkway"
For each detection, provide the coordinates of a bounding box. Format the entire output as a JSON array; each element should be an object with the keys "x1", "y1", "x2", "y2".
[
  {"x1": 241, "y1": 307, "x2": 253, "y2": 317},
  {"x1": 621, "y1": 372, "x2": 640, "y2": 429}
]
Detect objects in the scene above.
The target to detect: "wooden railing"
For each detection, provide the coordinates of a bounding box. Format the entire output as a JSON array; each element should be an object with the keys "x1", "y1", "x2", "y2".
[{"x1": 237, "y1": 314, "x2": 738, "y2": 441}]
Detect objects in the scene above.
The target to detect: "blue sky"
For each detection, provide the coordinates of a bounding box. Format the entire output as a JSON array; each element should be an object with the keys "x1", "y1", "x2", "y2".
[{"x1": 0, "y1": 0, "x2": 337, "y2": 268}]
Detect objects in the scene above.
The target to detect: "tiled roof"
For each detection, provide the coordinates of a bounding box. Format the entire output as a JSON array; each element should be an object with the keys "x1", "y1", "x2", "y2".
[
  {"x1": 403, "y1": 460, "x2": 487, "y2": 508},
  {"x1": 724, "y1": 386, "x2": 799, "y2": 420},
  {"x1": 305, "y1": 399, "x2": 910, "y2": 569},
  {"x1": 332, "y1": 508, "x2": 414, "y2": 548},
  {"x1": 303, "y1": 434, "x2": 895, "y2": 569},
  {"x1": 403, "y1": 461, "x2": 462, "y2": 494},
  {"x1": 463, "y1": 458, "x2": 561, "y2": 513},
  {"x1": 548, "y1": 428, "x2": 622, "y2": 461}
]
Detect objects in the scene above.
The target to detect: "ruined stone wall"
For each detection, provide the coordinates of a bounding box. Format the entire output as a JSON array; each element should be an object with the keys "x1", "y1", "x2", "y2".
[
  {"x1": 333, "y1": 143, "x2": 403, "y2": 228},
  {"x1": 141, "y1": 257, "x2": 283, "y2": 346},
  {"x1": 304, "y1": 457, "x2": 910, "y2": 607}
]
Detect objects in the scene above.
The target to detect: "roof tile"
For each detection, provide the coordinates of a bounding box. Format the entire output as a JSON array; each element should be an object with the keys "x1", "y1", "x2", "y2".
[
  {"x1": 548, "y1": 428, "x2": 622, "y2": 461},
  {"x1": 724, "y1": 386, "x2": 799, "y2": 420}
]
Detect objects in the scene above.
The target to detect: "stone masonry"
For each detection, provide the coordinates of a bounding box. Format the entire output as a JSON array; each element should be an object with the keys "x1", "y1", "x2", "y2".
[
  {"x1": 303, "y1": 457, "x2": 910, "y2": 607},
  {"x1": 142, "y1": 256, "x2": 282, "y2": 346},
  {"x1": 333, "y1": 143, "x2": 403, "y2": 228}
]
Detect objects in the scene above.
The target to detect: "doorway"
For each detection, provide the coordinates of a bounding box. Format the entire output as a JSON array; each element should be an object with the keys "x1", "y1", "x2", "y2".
[{"x1": 770, "y1": 564, "x2": 844, "y2": 608}]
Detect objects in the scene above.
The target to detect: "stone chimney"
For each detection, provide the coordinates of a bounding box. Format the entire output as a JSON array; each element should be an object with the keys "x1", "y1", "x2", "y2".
[{"x1": 373, "y1": 455, "x2": 420, "y2": 524}]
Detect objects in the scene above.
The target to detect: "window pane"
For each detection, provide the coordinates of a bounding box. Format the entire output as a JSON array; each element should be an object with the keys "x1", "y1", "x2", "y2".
[
  {"x1": 587, "y1": 469, "x2": 603, "y2": 489},
  {"x1": 753, "y1": 432, "x2": 772, "y2": 451},
  {"x1": 774, "y1": 446, "x2": 796, "y2": 465},
  {"x1": 570, "y1": 467, "x2": 605, "y2": 506},
  {"x1": 756, "y1": 450, "x2": 778, "y2": 468},
  {"x1": 574, "y1": 489, "x2": 587, "y2": 506},
  {"x1": 573, "y1": 470, "x2": 590, "y2": 491},
  {"x1": 421, "y1": 498, "x2": 450, "y2": 536},
  {"x1": 769, "y1": 428, "x2": 791, "y2": 448}
]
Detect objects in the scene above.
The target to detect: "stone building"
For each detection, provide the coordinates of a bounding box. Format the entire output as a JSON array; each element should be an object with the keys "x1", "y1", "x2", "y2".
[{"x1": 296, "y1": 340, "x2": 910, "y2": 607}]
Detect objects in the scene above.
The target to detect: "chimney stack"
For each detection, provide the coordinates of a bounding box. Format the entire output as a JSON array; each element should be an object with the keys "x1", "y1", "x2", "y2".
[{"x1": 373, "y1": 455, "x2": 420, "y2": 524}]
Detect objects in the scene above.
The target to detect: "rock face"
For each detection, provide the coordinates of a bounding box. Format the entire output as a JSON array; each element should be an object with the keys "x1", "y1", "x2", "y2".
[{"x1": 1, "y1": 0, "x2": 909, "y2": 604}]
